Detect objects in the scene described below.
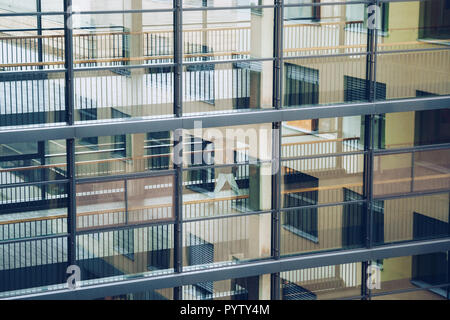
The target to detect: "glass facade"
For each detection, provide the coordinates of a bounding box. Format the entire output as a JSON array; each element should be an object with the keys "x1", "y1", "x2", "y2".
[{"x1": 0, "y1": 0, "x2": 449, "y2": 300}]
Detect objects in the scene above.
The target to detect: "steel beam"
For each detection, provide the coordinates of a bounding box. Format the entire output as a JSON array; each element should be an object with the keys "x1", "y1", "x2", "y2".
[{"x1": 8, "y1": 237, "x2": 450, "y2": 300}]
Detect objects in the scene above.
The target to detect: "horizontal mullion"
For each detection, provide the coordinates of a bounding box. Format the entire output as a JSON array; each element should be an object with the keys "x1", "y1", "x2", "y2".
[
  {"x1": 377, "y1": 47, "x2": 450, "y2": 55},
  {"x1": 281, "y1": 150, "x2": 366, "y2": 161},
  {"x1": 74, "y1": 63, "x2": 176, "y2": 73},
  {"x1": 0, "y1": 233, "x2": 68, "y2": 246},
  {"x1": 183, "y1": 209, "x2": 274, "y2": 223},
  {"x1": 10, "y1": 237, "x2": 450, "y2": 300},
  {"x1": 76, "y1": 220, "x2": 175, "y2": 236},
  {"x1": 182, "y1": 160, "x2": 272, "y2": 172},
  {"x1": 0, "y1": 11, "x2": 64, "y2": 17},
  {"x1": 0, "y1": 69, "x2": 66, "y2": 76},
  {"x1": 182, "y1": 57, "x2": 275, "y2": 66},
  {"x1": 182, "y1": 5, "x2": 275, "y2": 11},
  {"x1": 0, "y1": 179, "x2": 69, "y2": 190},
  {"x1": 373, "y1": 188, "x2": 450, "y2": 201},
  {"x1": 76, "y1": 169, "x2": 176, "y2": 184},
  {"x1": 0, "y1": 96, "x2": 449, "y2": 144},
  {"x1": 373, "y1": 143, "x2": 450, "y2": 155},
  {"x1": 281, "y1": 200, "x2": 366, "y2": 212},
  {"x1": 379, "y1": 0, "x2": 424, "y2": 3},
  {"x1": 283, "y1": 1, "x2": 370, "y2": 8},
  {"x1": 370, "y1": 283, "x2": 450, "y2": 298},
  {"x1": 282, "y1": 52, "x2": 369, "y2": 60}
]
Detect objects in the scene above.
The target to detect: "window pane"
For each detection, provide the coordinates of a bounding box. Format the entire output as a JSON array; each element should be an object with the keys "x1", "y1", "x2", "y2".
[
  {"x1": 71, "y1": 12, "x2": 173, "y2": 67},
  {"x1": 182, "y1": 276, "x2": 267, "y2": 300},
  {"x1": 76, "y1": 180, "x2": 125, "y2": 231},
  {"x1": 127, "y1": 176, "x2": 174, "y2": 223},
  {"x1": 0, "y1": 237, "x2": 68, "y2": 296},
  {"x1": 183, "y1": 61, "x2": 273, "y2": 115},
  {"x1": 283, "y1": 55, "x2": 367, "y2": 107},
  {"x1": 0, "y1": 138, "x2": 68, "y2": 242},
  {"x1": 183, "y1": 213, "x2": 272, "y2": 269},
  {"x1": 75, "y1": 131, "x2": 173, "y2": 178},
  {"x1": 378, "y1": 193, "x2": 449, "y2": 245},
  {"x1": 183, "y1": 123, "x2": 272, "y2": 167},
  {"x1": 100, "y1": 288, "x2": 174, "y2": 300},
  {"x1": 74, "y1": 66, "x2": 174, "y2": 122},
  {"x1": 183, "y1": 8, "x2": 274, "y2": 61},
  {"x1": 281, "y1": 263, "x2": 362, "y2": 300},
  {"x1": 377, "y1": 109, "x2": 450, "y2": 149},
  {"x1": 0, "y1": 71, "x2": 66, "y2": 129},
  {"x1": 76, "y1": 176, "x2": 174, "y2": 231},
  {"x1": 281, "y1": 155, "x2": 364, "y2": 207},
  {"x1": 372, "y1": 290, "x2": 447, "y2": 300},
  {"x1": 284, "y1": 4, "x2": 367, "y2": 57},
  {"x1": 374, "y1": 149, "x2": 450, "y2": 197},
  {"x1": 183, "y1": 0, "x2": 260, "y2": 8},
  {"x1": 0, "y1": 137, "x2": 68, "y2": 296},
  {"x1": 374, "y1": 153, "x2": 412, "y2": 197},
  {"x1": 376, "y1": 50, "x2": 450, "y2": 101},
  {"x1": 183, "y1": 163, "x2": 272, "y2": 218},
  {"x1": 281, "y1": 204, "x2": 366, "y2": 256},
  {"x1": 377, "y1": 0, "x2": 449, "y2": 51},
  {"x1": 76, "y1": 224, "x2": 174, "y2": 283},
  {"x1": 370, "y1": 254, "x2": 449, "y2": 299},
  {"x1": 73, "y1": 0, "x2": 172, "y2": 11},
  {"x1": 182, "y1": 121, "x2": 273, "y2": 218},
  {"x1": 282, "y1": 116, "x2": 364, "y2": 158}
]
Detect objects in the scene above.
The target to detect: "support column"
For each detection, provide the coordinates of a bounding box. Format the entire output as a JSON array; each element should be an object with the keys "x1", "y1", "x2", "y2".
[
  {"x1": 247, "y1": 124, "x2": 273, "y2": 300},
  {"x1": 362, "y1": 0, "x2": 378, "y2": 300},
  {"x1": 271, "y1": 0, "x2": 283, "y2": 300},
  {"x1": 173, "y1": 0, "x2": 184, "y2": 301},
  {"x1": 36, "y1": 0, "x2": 43, "y2": 69},
  {"x1": 122, "y1": 0, "x2": 145, "y2": 192},
  {"x1": 123, "y1": 0, "x2": 144, "y2": 118},
  {"x1": 250, "y1": 0, "x2": 274, "y2": 109},
  {"x1": 66, "y1": 138, "x2": 76, "y2": 268}
]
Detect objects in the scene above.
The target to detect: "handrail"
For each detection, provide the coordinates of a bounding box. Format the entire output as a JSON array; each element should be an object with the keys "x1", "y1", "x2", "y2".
[
  {"x1": 0, "y1": 26, "x2": 250, "y2": 41},
  {"x1": 284, "y1": 21, "x2": 364, "y2": 28},
  {"x1": 1, "y1": 23, "x2": 447, "y2": 69},
  {"x1": 0, "y1": 20, "x2": 366, "y2": 41},
  {"x1": 282, "y1": 137, "x2": 359, "y2": 147},
  {"x1": 0, "y1": 194, "x2": 249, "y2": 226},
  {"x1": 0, "y1": 147, "x2": 251, "y2": 173},
  {"x1": 0, "y1": 41, "x2": 445, "y2": 68},
  {"x1": 0, "y1": 50, "x2": 253, "y2": 68}
]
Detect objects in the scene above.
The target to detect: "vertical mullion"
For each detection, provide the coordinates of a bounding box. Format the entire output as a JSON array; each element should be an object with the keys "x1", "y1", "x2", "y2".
[
  {"x1": 65, "y1": 0, "x2": 74, "y2": 126},
  {"x1": 38, "y1": 141, "x2": 46, "y2": 201},
  {"x1": 362, "y1": 0, "x2": 378, "y2": 301},
  {"x1": 64, "y1": 0, "x2": 76, "y2": 272},
  {"x1": 36, "y1": 0, "x2": 43, "y2": 70},
  {"x1": 271, "y1": 0, "x2": 283, "y2": 301},
  {"x1": 66, "y1": 138, "x2": 76, "y2": 267},
  {"x1": 173, "y1": 0, "x2": 184, "y2": 301}
]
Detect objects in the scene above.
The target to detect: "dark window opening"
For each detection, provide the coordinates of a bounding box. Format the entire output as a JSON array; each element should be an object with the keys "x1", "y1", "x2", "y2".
[
  {"x1": 188, "y1": 233, "x2": 214, "y2": 299},
  {"x1": 282, "y1": 168, "x2": 319, "y2": 242},
  {"x1": 186, "y1": 134, "x2": 215, "y2": 193},
  {"x1": 419, "y1": 0, "x2": 450, "y2": 40}
]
